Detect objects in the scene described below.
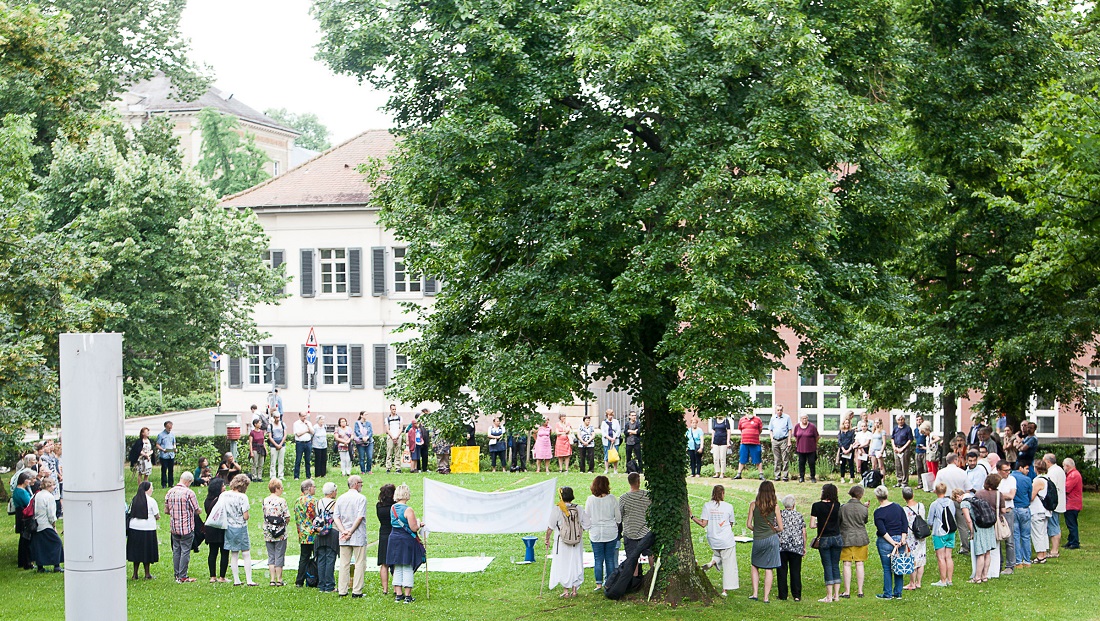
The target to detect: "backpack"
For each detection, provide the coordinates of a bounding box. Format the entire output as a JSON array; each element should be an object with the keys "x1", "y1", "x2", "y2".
[
  {"x1": 862, "y1": 469, "x2": 883, "y2": 489},
  {"x1": 908, "y1": 505, "x2": 931, "y2": 540},
  {"x1": 969, "y1": 496, "x2": 997, "y2": 529},
  {"x1": 313, "y1": 499, "x2": 335, "y2": 537},
  {"x1": 263, "y1": 513, "x2": 286, "y2": 540},
  {"x1": 943, "y1": 504, "x2": 957, "y2": 534},
  {"x1": 625, "y1": 459, "x2": 641, "y2": 475},
  {"x1": 559, "y1": 504, "x2": 583, "y2": 546},
  {"x1": 303, "y1": 556, "x2": 319, "y2": 587},
  {"x1": 1040, "y1": 476, "x2": 1058, "y2": 512}
]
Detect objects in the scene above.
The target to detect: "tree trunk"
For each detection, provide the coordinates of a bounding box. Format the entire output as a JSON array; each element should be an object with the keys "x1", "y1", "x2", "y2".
[
  {"x1": 637, "y1": 363, "x2": 717, "y2": 604},
  {"x1": 942, "y1": 389, "x2": 958, "y2": 440}
]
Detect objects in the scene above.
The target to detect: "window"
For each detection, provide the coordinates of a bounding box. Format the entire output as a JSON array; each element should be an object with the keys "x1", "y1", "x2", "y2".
[
  {"x1": 1035, "y1": 394, "x2": 1055, "y2": 411},
  {"x1": 1035, "y1": 417, "x2": 1055, "y2": 434},
  {"x1": 823, "y1": 372, "x2": 840, "y2": 386},
  {"x1": 1088, "y1": 366, "x2": 1100, "y2": 388},
  {"x1": 823, "y1": 392, "x2": 841, "y2": 409},
  {"x1": 754, "y1": 372, "x2": 773, "y2": 386},
  {"x1": 822, "y1": 414, "x2": 841, "y2": 432},
  {"x1": 801, "y1": 392, "x2": 818, "y2": 409},
  {"x1": 393, "y1": 247, "x2": 422, "y2": 293},
  {"x1": 247, "y1": 345, "x2": 276, "y2": 385},
  {"x1": 755, "y1": 392, "x2": 773, "y2": 408},
  {"x1": 800, "y1": 372, "x2": 818, "y2": 387},
  {"x1": 273, "y1": 161, "x2": 279, "y2": 176},
  {"x1": 322, "y1": 345, "x2": 349, "y2": 386},
  {"x1": 320, "y1": 249, "x2": 347, "y2": 294},
  {"x1": 395, "y1": 353, "x2": 409, "y2": 374}
]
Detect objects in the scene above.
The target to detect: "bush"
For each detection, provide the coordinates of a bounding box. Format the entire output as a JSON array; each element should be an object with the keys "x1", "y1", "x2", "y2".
[{"x1": 124, "y1": 383, "x2": 217, "y2": 418}]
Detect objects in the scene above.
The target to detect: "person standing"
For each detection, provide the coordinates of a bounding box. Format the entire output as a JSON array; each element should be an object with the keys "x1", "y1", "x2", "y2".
[
  {"x1": 747, "y1": 481, "x2": 783, "y2": 603},
  {"x1": 293, "y1": 479, "x2": 318, "y2": 588},
  {"x1": 913, "y1": 416, "x2": 928, "y2": 481},
  {"x1": 262, "y1": 479, "x2": 291, "y2": 586},
  {"x1": 12, "y1": 472, "x2": 34, "y2": 570},
  {"x1": 1043, "y1": 453, "x2": 1066, "y2": 557},
  {"x1": 554, "y1": 414, "x2": 573, "y2": 473},
  {"x1": 810, "y1": 484, "x2": 843, "y2": 602},
  {"x1": 928, "y1": 483, "x2": 956, "y2": 586},
  {"x1": 735, "y1": 410, "x2": 765, "y2": 480},
  {"x1": 691, "y1": 485, "x2": 738, "y2": 597},
  {"x1": 1015, "y1": 423, "x2": 1040, "y2": 478},
  {"x1": 869, "y1": 419, "x2": 886, "y2": 475},
  {"x1": 601, "y1": 409, "x2": 622, "y2": 475},
  {"x1": 509, "y1": 424, "x2": 529, "y2": 472},
  {"x1": 1063, "y1": 458, "x2": 1082, "y2": 549},
  {"x1": 995, "y1": 459, "x2": 1017, "y2": 574},
  {"x1": 353, "y1": 412, "x2": 374, "y2": 474},
  {"x1": 335, "y1": 475, "x2": 367, "y2": 597},
  {"x1": 891, "y1": 415, "x2": 914, "y2": 488},
  {"x1": 793, "y1": 414, "x2": 819, "y2": 483},
  {"x1": 335, "y1": 418, "x2": 354, "y2": 477},
  {"x1": 164, "y1": 472, "x2": 199, "y2": 583},
  {"x1": 586, "y1": 476, "x2": 622, "y2": 590},
  {"x1": 768, "y1": 405, "x2": 792, "y2": 482},
  {"x1": 545, "y1": 486, "x2": 591, "y2": 598},
  {"x1": 223, "y1": 474, "x2": 256, "y2": 586},
  {"x1": 268, "y1": 413, "x2": 288, "y2": 480},
  {"x1": 686, "y1": 418, "x2": 704, "y2": 477},
  {"x1": 1011, "y1": 460, "x2": 1034, "y2": 568},
  {"x1": 871, "y1": 486, "x2": 908, "y2": 600},
  {"x1": 312, "y1": 416, "x2": 329, "y2": 478},
  {"x1": 902, "y1": 487, "x2": 928, "y2": 589},
  {"x1": 314, "y1": 482, "x2": 340, "y2": 592},
  {"x1": 156, "y1": 421, "x2": 177, "y2": 489},
  {"x1": 576, "y1": 416, "x2": 596, "y2": 473},
  {"x1": 966, "y1": 415, "x2": 983, "y2": 447},
  {"x1": 619, "y1": 472, "x2": 651, "y2": 560},
  {"x1": 488, "y1": 418, "x2": 508, "y2": 472},
  {"x1": 837, "y1": 420, "x2": 856, "y2": 484},
  {"x1": 710, "y1": 415, "x2": 732, "y2": 479},
  {"x1": 385, "y1": 404, "x2": 403, "y2": 473},
  {"x1": 293, "y1": 412, "x2": 314, "y2": 480},
  {"x1": 1030, "y1": 459, "x2": 1052, "y2": 563},
  {"x1": 839, "y1": 485, "x2": 869, "y2": 599},
  {"x1": 31, "y1": 476, "x2": 64, "y2": 573},
  {"x1": 376, "y1": 483, "x2": 397, "y2": 595},
  {"x1": 533, "y1": 419, "x2": 553, "y2": 473},
  {"x1": 777, "y1": 495, "x2": 806, "y2": 601},
  {"x1": 249, "y1": 418, "x2": 267, "y2": 480},
  {"x1": 388, "y1": 484, "x2": 427, "y2": 603},
  {"x1": 624, "y1": 411, "x2": 642, "y2": 469},
  {"x1": 126, "y1": 481, "x2": 158, "y2": 579},
  {"x1": 412, "y1": 414, "x2": 431, "y2": 472},
  {"x1": 204, "y1": 478, "x2": 229, "y2": 583}
]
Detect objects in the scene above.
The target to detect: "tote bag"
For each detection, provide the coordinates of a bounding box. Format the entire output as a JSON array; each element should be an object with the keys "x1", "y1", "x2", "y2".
[
  {"x1": 890, "y1": 550, "x2": 915, "y2": 575},
  {"x1": 205, "y1": 495, "x2": 229, "y2": 530}
]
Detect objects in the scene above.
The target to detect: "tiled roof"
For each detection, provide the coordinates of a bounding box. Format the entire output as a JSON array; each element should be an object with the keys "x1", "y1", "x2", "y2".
[
  {"x1": 123, "y1": 73, "x2": 299, "y2": 135},
  {"x1": 221, "y1": 130, "x2": 397, "y2": 208}
]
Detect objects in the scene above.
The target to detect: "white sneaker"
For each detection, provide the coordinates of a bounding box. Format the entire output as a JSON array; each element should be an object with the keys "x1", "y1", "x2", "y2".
[{"x1": 930, "y1": 581, "x2": 947, "y2": 587}]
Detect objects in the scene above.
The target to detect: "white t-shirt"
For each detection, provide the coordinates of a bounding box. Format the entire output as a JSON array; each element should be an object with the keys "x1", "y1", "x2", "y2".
[
  {"x1": 700, "y1": 500, "x2": 736, "y2": 550},
  {"x1": 997, "y1": 475, "x2": 1017, "y2": 508},
  {"x1": 855, "y1": 431, "x2": 873, "y2": 457},
  {"x1": 293, "y1": 420, "x2": 313, "y2": 442},
  {"x1": 129, "y1": 496, "x2": 160, "y2": 531},
  {"x1": 934, "y1": 464, "x2": 971, "y2": 498},
  {"x1": 222, "y1": 490, "x2": 251, "y2": 528},
  {"x1": 387, "y1": 415, "x2": 403, "y2": 439},
  {"x1": 1046, "y1": 464, "x2": 1067, "y2": 513}
]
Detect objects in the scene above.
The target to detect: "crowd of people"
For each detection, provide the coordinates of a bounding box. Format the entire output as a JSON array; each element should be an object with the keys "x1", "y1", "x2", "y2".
[{"x1": 9, "y1": 440, "x2": 65, "y2": 574}]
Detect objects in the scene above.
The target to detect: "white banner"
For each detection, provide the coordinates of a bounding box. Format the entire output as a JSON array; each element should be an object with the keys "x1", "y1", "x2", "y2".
[{"x1": 423, "y1": 478, "x2": 557, "y2": 534}]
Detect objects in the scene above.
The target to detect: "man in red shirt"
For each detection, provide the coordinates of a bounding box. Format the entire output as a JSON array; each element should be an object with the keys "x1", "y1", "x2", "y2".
[
  {"x1": 734, "y1": 412, "x2": 765, "y2": 480},
  {"x1": 1063, "y1": 458, "x2": 1083, "y2": 550}
]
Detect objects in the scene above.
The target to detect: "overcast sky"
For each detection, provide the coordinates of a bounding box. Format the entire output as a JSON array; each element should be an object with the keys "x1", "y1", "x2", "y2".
[{"x1": 179, "y1": 0, "x2": 393, "y2": 144}]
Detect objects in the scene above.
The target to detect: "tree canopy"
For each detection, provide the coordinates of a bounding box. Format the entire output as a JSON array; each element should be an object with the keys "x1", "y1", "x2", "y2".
[
  {"x1": 264, "y1": 107, "x2": 332, "y2": 151},
  {"x1": 196, "y1": 107, "x2": 271, "y2": 198}
]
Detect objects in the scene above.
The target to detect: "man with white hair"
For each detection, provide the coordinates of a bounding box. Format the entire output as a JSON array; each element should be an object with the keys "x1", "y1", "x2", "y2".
[
  {"x1": 10, "y1": 454, "x2": 37, "y2": 494},
  {"x1": 1043, "y1": 453, "x2": 1066, "y2": 556},
  {"x1": 334, "y1": 475, "x2": 367, "y2": 597},
  {"x1": 164, "y1": 471, "x2": 199, "y2": 583}
]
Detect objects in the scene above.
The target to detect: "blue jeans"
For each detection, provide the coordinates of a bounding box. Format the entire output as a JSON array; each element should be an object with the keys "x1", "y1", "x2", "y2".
[
  {"x1": 591, "y1": 539, "x2": 620, "y2": 584},
  {"x1": 315, "y1": 545, "x2": 338, "y2": 592},
  {"x1": 1014, "y1": 507, "x2": 1032, "y2": 564},
  {"x1": 817, "y1": 536, "x2": 843, "y2": 585},
  {"x1": 357, "y1": 442, "x2": 373, "y2": 473},
  {"x1": 295, "y1": 440, "x2": 312, "y2": 479},
  {"x1": 876, "y1": 537, "x2": 903, "y2": 598}
]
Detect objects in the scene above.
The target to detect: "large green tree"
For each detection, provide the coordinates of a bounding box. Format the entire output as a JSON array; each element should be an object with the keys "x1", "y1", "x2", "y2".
[
  {"x1": 195, "y1": 107, "x2": 271, "y2": 198},
  {"x1": 41, "y1": 131, "x2": 286, "y2": 393},
  {"x1": 264, "y1": 107, "x2": 332, "y2": 152},
  {"x1": 315, "y1": 0, "x2": 893, "y2": 600}
]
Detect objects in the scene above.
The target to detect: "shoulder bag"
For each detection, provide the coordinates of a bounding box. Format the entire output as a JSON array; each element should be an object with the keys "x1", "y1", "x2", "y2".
[{"x1": 811, "y1": 502, "x2": 835, "y2": 549}]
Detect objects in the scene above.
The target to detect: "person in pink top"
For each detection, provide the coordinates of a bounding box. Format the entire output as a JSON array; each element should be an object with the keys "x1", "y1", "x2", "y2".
[
  {"x1": 1062, "y1": 458, "x2": 1082, "y2": 550},
  {"x1": 735, "y1": 412, "x2": 765, "y2": 480}
]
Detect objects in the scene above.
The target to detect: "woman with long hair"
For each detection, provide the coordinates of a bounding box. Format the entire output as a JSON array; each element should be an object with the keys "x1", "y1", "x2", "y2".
[
  {"x1": 747, "y1": 480, "x2": 783, "y2": 603},
  {"x1": 128, "y1": 427, "x2": 153, "y2": 484},
  {"x1": 870, "y1": 419, "x2": 886, "y2": 475},
  {"x1": 691, "y1": 485, "x2": 738, "y2": 597},
  {"x1": 811, "y1": 483, "x2": 843, "y2": 602},
  {"x1": 204, "y1": 477, "x2": 230, "y2": 582},
  {"x1": 586, "y1": 475, "x2": 621, "y2": 590},
  {"x1": 376, "y1": 483, "x2": 397, "y2": 594},
  {"x1": 126, "y1": 481, "x2": 159, "y2": 579}
]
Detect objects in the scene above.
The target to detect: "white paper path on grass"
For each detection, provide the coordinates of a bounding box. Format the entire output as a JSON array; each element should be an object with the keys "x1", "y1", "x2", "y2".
[{"x1": 246, "y1": 555, "x2": 495, "y2": 573}]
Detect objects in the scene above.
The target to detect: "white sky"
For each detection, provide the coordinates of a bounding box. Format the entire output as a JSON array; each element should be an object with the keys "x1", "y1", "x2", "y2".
[{"x1": 179, "y1": 0, "x2": 393, "y2": 144}]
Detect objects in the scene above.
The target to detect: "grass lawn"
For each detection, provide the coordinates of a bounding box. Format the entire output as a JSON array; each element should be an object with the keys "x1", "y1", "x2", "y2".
[{"x1": 2, "y1": 466, "x2": 1098, "y2": 620}]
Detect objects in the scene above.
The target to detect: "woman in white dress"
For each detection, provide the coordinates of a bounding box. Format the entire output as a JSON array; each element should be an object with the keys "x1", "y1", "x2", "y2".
[
  {"x1": 545, "y1": 486, "x2": 591, "y2": 597},
  {"x1": 854, "y1": 420, "x2": 873, "y2": 474},
  {"x1": 691, "y1": 485, "x2": 738, "y2": 596}
]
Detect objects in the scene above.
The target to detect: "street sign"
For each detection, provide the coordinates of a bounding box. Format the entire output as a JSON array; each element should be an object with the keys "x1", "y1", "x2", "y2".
[
  {"x1": 266, "y1": 356, "x2": 281, "y2": 374},
  {"x1": 306, "y1": 346, "x2": 317, "y2": 365},
  {"x1": 208, "y1": 351, "x2": 219, "y2": 363},
  {"x1": 305, "y1": 327, "x2": 319, "y2": 348}
]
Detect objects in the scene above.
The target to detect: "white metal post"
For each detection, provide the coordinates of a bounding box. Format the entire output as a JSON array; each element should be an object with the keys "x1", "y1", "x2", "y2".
[{"x1": 60, "y1": 333, "x2": 127, "y2": 621}]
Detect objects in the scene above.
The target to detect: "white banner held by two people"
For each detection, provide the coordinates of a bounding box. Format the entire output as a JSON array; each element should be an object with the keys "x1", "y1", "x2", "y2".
[{"x1": 423, "y1": 478, "x2": 557, "y2": 534}]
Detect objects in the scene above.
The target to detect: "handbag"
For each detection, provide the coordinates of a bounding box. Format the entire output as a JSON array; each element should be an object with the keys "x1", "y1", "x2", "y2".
[
  {"x1": 890, "y1": 550, "x2": 915, "y2": 575},
  {"x1": 810, "y1": 501, "x2": 835, "y2": 550},
  {"x1": 607, "y1": 447, "x2": 620, "y2": 464},
  {"x1": 205, "y1": 495, "x2": 229, "y2": 530},
  {"x1": 994, "y1": 495, "x2": 1011, "y2": 541}
]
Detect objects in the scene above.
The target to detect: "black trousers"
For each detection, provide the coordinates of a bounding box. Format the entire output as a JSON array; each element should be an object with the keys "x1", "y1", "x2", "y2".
[
  {"x1": 511, "y1": 442, "x2": 527, "y2": 470},
  {"x1": 837, "y1": 456, "x2": 855, "y2": 478},
  {"x1": 296, "y1": 543, "x2": 314, "y2": 586},
  {"x1": 797, "y1": 452, "x2": 817, "y2": 480},
  {"x1": 208, "y1": 543, "x2": 229, "y2": 578},
  {"x1": 160, "y1": 457, "x2": 175, "y2": 488},
  {"x1": 313, "y1": 448, "x2": 327, "y2": 477},
  {"x1": 625, "y1": 442, "x2": 642, "y2": 467},
  {"x1": 778, "y1": 551, "x2": 802, "y2": 600},
  {"x1": 417, "y1": 447, "x2": 429, "y2": 471},
  {"x1": 577, "y1": 446, "x2": 595, "y2": 472}
]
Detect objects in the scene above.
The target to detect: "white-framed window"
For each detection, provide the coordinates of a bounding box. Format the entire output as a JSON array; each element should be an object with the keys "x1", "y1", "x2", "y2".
[
  {"x1": 321, "y1": 344, "x2": 350, "y2": 386},
  {"x1": 395, "y1": 352, "x2": 408, "y2": 374},
  {"x1": 393, "y1": 247, "x2": 422, "y2": 293},
  {"x1": 319, "y1": 248, "x2": 348, "y2": 294},
  {"x1": 247, "y1": 345, "x2": 276, "y2": 386},
  {"x1": 273, "y1": 161, "x2": 279, "y2": 176},
  {"x1": 798, "y1": 369, "x2": 857, "y2": 432},
  {"x1": 1029, "y1": 395, "x2": 1057, "y2": 436}
]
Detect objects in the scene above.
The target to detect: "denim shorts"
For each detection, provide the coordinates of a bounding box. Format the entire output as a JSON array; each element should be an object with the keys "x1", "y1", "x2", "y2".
[{"x1": 1048, "y1": 513, "x2": 1061, "y2": 536}]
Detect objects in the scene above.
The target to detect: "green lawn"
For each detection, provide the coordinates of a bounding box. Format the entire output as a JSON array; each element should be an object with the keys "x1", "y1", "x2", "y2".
[{"x1": 2, "y1": 468, "x2": 1097, "y2": 620}]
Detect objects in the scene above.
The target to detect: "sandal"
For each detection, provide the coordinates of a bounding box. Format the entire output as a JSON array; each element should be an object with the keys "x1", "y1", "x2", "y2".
[
  {"x1": 270, "y1": 581, "x2": 277, "y2": 586},
  {"x1": 210, "y1": 578, "x2": 218, "y2": 583}
]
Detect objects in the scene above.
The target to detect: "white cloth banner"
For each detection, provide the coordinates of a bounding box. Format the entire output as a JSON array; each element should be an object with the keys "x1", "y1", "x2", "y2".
[{"x1": 423, "y1": 478, "x2": 557, "y2": 534}]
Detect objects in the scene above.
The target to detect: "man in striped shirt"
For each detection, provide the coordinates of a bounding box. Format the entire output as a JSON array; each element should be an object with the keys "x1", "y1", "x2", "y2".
[
  {"x1": 164, "y1": 472, "x2": 200, "y2": 583},
  {"x1": 619, "y1": 472, "x2": 652, "y2": 572}
]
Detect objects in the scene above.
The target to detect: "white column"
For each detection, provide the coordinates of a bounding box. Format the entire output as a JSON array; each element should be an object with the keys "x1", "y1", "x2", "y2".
[{"x1": 60, "y1": 333, "x2": 126, "y2": 621}]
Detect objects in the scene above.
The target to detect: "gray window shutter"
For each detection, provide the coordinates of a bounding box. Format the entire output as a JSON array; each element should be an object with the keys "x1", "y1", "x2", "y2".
[
  {"x1": 373, "y1": 344, "x2": 388, "y2": 389},
  {"x1": 371, "y1": 247, "x2": 386, "y2": 296},
  {"x1": 302, "y1": 345, "x2": 317, "y2": 389},
  {"x1": 271, "y1": 250, "x2": 285, "y2": 294},
  {"x1": 348, "y1": 248, "x2": 363, "y2": 297},
  {"x1": 228, "y1": 357, "x2": 242, "y2": 388},
  {"x1": 424, "y1": 277, "x2": 438, "y2": 296},
  {"x1": 272, "y1": 345, "x2": 287, "y2": 388},
  {"x1": 350, "y1": 344, "x2": 365, "y2": 389},
  {"x1": 300, "y1": 249, "x2": 315, "y2": 297}
]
